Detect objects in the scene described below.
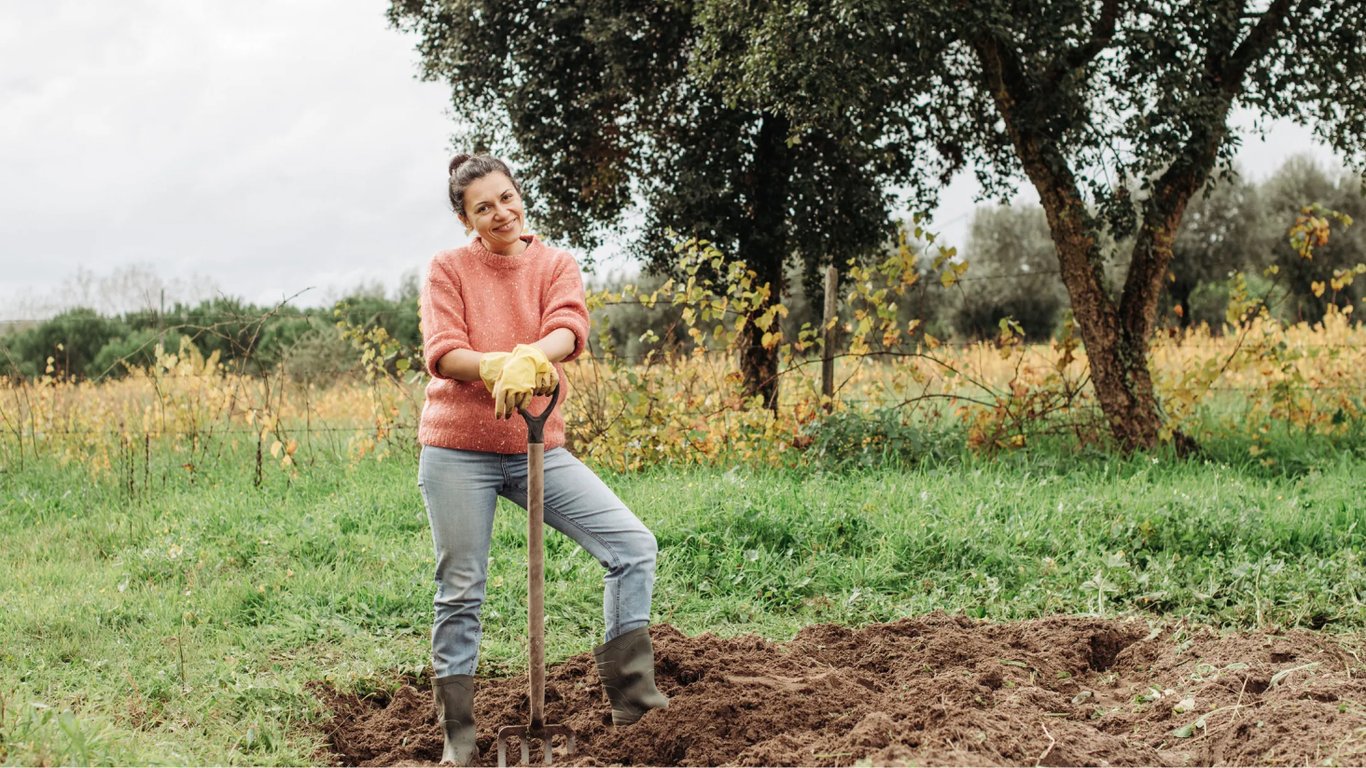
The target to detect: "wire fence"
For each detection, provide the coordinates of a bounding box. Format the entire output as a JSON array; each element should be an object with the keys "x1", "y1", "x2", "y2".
[{"x1": 3, "y1": 260, "x2": 1362, "y2": 477}]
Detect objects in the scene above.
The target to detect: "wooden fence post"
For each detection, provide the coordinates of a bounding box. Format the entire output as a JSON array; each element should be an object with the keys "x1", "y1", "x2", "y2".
[{"x1": 822, "y1": 265, "x2": 838, "y2": 409}]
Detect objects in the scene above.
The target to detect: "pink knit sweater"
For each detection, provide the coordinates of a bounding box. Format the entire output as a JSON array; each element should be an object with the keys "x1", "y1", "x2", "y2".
[{"x1": 418, "y1": 235, "x2": 590, "y2": 453}]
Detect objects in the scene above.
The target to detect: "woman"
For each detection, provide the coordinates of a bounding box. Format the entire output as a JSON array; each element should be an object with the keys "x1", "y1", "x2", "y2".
[{"x1": 418, "y1": 154, "x2": 668, "y2": 765}]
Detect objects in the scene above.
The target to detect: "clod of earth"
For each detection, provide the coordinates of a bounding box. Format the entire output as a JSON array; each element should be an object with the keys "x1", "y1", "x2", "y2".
[{"x1": 318, "y1": 612, "x2": 1366, "y2": 766}]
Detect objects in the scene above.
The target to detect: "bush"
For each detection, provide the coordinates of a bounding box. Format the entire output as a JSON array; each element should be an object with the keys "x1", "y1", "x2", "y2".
[
  {"x1": 3, "y1": 308, "x2": 126, "y2": 379},
  {"x1": 91, "y1": 329, "x2": 166, "y2": 378},
  {"x1": 799, "y1": 407, "x2": 964, "y2": 470}
]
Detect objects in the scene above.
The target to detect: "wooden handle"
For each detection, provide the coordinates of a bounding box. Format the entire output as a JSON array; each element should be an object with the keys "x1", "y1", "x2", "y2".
[{"x1": 527, "y1": 441, "x2": 545, "y2": 729}]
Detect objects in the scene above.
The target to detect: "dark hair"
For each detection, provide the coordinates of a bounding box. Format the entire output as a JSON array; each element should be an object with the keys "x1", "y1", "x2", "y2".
[{"x1": 448, "y1": 154, "x2": 520, "y2": 218}]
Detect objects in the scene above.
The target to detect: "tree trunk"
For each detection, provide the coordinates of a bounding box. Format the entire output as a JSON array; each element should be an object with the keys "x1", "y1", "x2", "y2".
[
  {"x1": 971, "y1": 22, "x2": 1265, "y2": 453},
  {"x1": 973, "y1": 36, "x2": 1168, "y2": 451},
  {"x1": 736, "y1": 112, "x2": 792, "y2": 411},
  {"x1": 1036, "y1": 182, "x2": 1166, "y2": 451}
]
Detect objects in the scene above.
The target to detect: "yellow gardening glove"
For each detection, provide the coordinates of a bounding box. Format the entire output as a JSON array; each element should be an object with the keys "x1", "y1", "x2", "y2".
[
  {"x1": 486, "y1": 347, "x2": 538, "y2": 418},
  {"x1": 491, "y1": 341, "x2": 560, "y2": 415},
  {"x1": 478, "y1": 351, "x2": 512, "y2": 393},
  {"x1": 490, "y1": 344, "x2": 558, "y2": 419},
  {"x1": 511, "y1": 343, "x2": 558, "y2": 396}
]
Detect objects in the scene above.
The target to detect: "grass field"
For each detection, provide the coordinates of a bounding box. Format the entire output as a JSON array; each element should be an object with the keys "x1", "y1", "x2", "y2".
[{"x1": 2, "y1": 440, "x2": 1364, "y2": 765}]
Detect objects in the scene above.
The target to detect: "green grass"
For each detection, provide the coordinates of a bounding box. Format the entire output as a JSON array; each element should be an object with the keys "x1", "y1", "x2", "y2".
[{"x1": 1, "y1": 441, "x2": 1364, "y2": 764}]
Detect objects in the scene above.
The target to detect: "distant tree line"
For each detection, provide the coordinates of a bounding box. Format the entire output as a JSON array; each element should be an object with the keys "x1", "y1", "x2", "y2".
[
  {"x1": 599, "y1": 156, "x2": 1364, "y2": 360},
  {"x1": 954, "y1": 157, "x2": 1363, "y2": 341},
  {"x1": 3, "y1": 155, "x2": 1358, "y2": 381},
  {"x1": 0, "y1": 290, "x2": 422, "y2": 381}
]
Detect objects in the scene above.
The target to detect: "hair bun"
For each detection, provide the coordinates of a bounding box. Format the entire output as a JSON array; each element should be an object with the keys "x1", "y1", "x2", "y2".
[{"x1": 448, "y1": 154, "x2": 473, "y2": 175}]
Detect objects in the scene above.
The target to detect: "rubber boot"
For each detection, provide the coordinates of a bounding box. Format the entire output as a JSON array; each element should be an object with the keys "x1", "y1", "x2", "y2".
[
  {"x1": 432, "y1": 674, "x2": 477, "y2": 766},
  {"x1": 593, "y1": 626, "x2": 670, "y2": 726}
]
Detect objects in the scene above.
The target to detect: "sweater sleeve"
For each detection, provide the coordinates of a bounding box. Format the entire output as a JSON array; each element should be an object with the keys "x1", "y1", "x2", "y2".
[
  {"x1": 420, "y1": 254, "x2": 471, "y2": 379},
  {"x1": 540, "y1": 254, "x2": 591, "y2": 362}
]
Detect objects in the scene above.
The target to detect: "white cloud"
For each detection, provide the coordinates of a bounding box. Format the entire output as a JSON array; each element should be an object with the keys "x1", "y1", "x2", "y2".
[{"x1": 1, "y1": 1, "x2": 464, "y2": 318}]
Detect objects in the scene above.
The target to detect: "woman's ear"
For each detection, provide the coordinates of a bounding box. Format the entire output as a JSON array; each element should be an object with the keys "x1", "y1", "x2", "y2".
[{"x1": 457, "y1": 214, "x2": 471, "y2": 235}]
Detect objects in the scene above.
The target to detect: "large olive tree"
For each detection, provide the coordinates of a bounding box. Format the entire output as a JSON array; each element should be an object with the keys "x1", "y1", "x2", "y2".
[{"x1": 695, "y1": 0, "x2": 1366, "y2": 450}]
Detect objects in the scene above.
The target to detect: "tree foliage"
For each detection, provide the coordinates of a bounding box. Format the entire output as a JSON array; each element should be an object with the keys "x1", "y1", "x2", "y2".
[
  {"x1": 1167, "y1": 168, "x2": 1276, "y2": 327},
  {"x1": 694, "y1": 0, "x2": 1366, "y2": 450},
  {"x1": 1261, "y1": 158, "x2": 1366, "y2": 322},
  {"x1": 387, "y1": 0, "x2": 916, "y2": 407}
]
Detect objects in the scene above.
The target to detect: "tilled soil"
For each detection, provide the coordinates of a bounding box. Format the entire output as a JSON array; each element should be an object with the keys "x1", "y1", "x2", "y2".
[{"x1": 317, "y1": 613, "x2": 1366, "y2": 766}]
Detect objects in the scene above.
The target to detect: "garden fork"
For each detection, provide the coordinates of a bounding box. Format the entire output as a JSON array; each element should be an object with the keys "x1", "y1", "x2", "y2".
[{"x1": 497, "y1": 384, "x2": 575, "y2": 766}]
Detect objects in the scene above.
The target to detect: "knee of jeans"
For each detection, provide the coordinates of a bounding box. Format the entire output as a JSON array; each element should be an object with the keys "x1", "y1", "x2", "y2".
[
  {"x1": 435, "y1": 563, "x2": 486, "y2": 599},
  {"x1": 624, "y1": 528, "x2": 658, "y2": 568}
]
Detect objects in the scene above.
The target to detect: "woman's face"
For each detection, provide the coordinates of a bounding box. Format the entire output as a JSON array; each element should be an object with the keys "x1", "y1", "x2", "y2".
[{"x1": 461, "y1": 172, "x2": 525, "y2": 254}]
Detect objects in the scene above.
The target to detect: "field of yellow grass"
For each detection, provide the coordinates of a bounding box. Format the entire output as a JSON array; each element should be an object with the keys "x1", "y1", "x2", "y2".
[{"x1": 2, "y1": 311, "x2": 1363, "y2": 476}]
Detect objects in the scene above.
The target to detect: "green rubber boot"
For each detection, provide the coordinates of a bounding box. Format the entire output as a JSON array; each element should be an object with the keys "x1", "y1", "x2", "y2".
[
  {"x1": 432, "y1": 674, "x2": 477, "y2": 766},
  {"x1": 593, "y1": 626, "x2": 670, "y2": 726}
]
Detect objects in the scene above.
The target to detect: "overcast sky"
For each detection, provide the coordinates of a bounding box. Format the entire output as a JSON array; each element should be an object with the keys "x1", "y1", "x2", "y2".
[{"x1": 0, "y1": 2, "x2": 1345, "y2": 321}]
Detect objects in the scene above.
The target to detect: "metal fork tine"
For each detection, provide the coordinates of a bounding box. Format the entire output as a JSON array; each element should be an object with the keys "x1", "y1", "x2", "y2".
[{"x1": 496, "y1": 725, "x2": 574, "y2": 767}]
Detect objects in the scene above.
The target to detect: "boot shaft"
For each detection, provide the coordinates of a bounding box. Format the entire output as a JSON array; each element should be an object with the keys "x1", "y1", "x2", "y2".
[
  {"x1": 593, "y1": 626, "x2": 669, "y2": 726},
  {"x1": 433, "y1": 673, "x2": 475, "y2": 723},
  {"x1": 432, "y1": 674, "x2": 477, "y2": 765}
]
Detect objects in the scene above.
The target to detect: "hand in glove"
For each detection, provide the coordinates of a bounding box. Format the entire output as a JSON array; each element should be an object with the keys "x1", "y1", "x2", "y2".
[
  {"x1": 511, "y1": 343, "x2": 558, "y2": 396},
  {"x1": 478, "y1": 351, "x2": 512, "y2": 393},
  {"x1": 491, "y1": 344, "x2": 558, "y2": 419}
]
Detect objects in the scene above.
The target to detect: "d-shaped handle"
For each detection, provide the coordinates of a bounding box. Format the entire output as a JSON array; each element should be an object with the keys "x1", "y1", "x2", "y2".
[{"x1": 518, "y1": 383, "x2": 561, "y2": 445}]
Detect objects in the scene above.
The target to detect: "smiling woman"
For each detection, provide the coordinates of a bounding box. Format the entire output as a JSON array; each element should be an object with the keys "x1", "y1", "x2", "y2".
[{"x1": 415, "y1": 152, "x2": 669, "y2": 764}]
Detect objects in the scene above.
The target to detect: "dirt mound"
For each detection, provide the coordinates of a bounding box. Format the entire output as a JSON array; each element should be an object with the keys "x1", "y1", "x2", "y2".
[{"x1": 317, "y1": 613, "x2": 1366, "y2": 766}]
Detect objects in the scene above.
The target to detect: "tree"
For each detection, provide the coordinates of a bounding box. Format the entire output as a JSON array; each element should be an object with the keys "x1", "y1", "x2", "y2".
[
  {"x1": 1167, "y1": 169, "x2": 1276, "y2": 328},
  {"x1": 387, "y1": 0, "x2": 907, "y2": 408},
  {"x1": 5, "y1": 308, "x2": 125, "y2": 379},
  {"x1": 1260, "y1": 157, "x2": 1365, "y2": 323},
  {"x1": 693, "y1": 0, "x2": 1366, "y2": 450},
  {"x1": 954, "y1": 204, "x2": 1068, "y2": 340}
]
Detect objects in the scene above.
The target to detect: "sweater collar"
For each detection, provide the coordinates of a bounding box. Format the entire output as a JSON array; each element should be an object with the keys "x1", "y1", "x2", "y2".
[{"x1": 469, "y1": 234, "x2": 543, "y2": 269}]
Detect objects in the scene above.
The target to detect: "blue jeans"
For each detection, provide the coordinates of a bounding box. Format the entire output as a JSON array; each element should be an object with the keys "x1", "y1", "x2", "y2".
[{"x1": 418, "y1": 445, "x2": 658, "y2": 678}]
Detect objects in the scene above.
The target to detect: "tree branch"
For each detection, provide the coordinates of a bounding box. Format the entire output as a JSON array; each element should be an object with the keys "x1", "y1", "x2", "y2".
[
  {"x1": 972, "y1": 32, "x2": 1116, "y2": 324},
  {"x1": 1221, "y1": 0, "x2": 1294, "y2": 92},
  {"x1": 1046, "y1": 0, "x2": 1122, "y2": 85},
  {"x1": 1119, "y1": 0, "x2": 1294, "y2": 343}
]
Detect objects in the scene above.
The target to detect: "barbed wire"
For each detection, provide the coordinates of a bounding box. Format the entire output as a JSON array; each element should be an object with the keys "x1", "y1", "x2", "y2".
[
  {"x1": 7, "y1": 425, "x2": 413, "y2": 437},
  {"x1": 4, "y1": 336, "x2": 1366, "y2": 377},
  {"x1": 3, "y1": 353, "x2": 1365, "y2": 382}
]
